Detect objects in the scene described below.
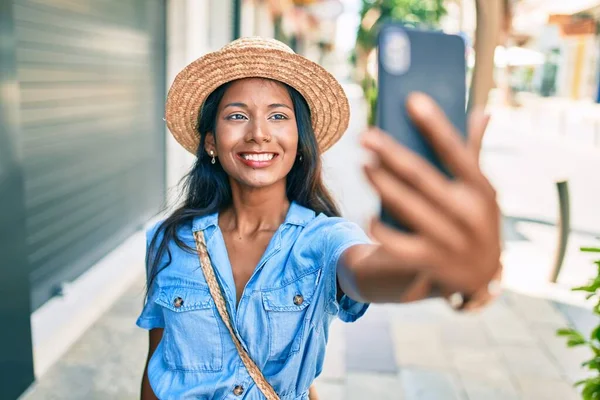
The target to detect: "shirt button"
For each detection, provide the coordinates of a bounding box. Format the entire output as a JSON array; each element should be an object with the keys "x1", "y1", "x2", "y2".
[
  {"x1": 293, "y1": 294, "x2": 304, "y2": 306},
  {"x1": 233, "y1": 385, "x2": 244, "y2": 395},
  {"x1": 173, "y1": 296, "x2": 184, "y2": 308}
]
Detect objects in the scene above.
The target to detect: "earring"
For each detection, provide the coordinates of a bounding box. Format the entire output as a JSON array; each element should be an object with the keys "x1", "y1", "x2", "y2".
[
  {"x1": 298, "y1": 154, "x2": 303, "y2": 162},
  {"x1": 210, "y1": 150, "x2": 216, "y2": 165}
]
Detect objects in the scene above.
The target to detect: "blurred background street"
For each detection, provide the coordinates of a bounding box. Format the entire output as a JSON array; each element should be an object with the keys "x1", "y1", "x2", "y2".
[{"x1": 2, "y1": 0, "x2": 600, "y2": 399}]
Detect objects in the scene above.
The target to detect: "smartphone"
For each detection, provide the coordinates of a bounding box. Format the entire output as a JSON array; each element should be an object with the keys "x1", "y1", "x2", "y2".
[{"x1": 376, "y1": 23, "x2": 467, "y2": 230}]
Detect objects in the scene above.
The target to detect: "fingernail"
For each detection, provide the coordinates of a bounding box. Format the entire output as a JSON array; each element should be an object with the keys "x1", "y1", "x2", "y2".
[
  {"x1": 362, "y1": 150, "x2": 379, "y2": 168},
  {"x1": 408, "y1": 92, "x2": 432, "y2": 107},
  {"x1": 406, "y1": 92, "x2": 435, "y2": 118},
  {"x1": 361, "y1": 129, "x2": 380, "y2": 148}
]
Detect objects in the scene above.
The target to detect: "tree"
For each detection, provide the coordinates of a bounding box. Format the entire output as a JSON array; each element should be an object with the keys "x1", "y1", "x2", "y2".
[
  {"x1": 353, "y1": 0, "x2": 447, "y2": 124},
  {"x1": 353, "y1": 0, "x2": 511, "y2": 123},
  {"x1": 353, "y1": 0, "x2": 447, "y2": 84},
  {"x1": 356, "y1": 0, "x2": 447, "y2": 51},
  {"x1": 468, "y1": 0, "x2": 512, "y2": 110},
  {"x1": 557, "y1": 244, "x2": 600, "y2": 399}
]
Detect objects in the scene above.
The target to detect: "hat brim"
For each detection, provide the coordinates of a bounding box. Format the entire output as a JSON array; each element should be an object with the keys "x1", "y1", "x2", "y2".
[{"x1": 165, "y1": 46, "x2": 350, "y2": 155}]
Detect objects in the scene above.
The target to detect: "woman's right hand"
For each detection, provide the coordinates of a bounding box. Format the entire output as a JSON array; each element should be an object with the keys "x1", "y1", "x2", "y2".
[{"x1": 360, "y1": 93, "x2": 502, "y2": 304}]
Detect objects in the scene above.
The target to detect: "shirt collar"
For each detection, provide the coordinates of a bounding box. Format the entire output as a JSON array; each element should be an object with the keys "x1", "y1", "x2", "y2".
[{"x1": 191, "y1": 200, "x2": 315, "y2": 233}]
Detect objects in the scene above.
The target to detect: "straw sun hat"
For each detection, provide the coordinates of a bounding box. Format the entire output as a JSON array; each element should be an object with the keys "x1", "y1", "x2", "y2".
[{"x1": 165, "y1": 37, "x2": 350, "y2": 155}]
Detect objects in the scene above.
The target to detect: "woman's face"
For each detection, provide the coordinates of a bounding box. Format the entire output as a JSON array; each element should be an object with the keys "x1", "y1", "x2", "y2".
[{"x1": 206, "y1": 78, "x2": 299, "y2": 189}]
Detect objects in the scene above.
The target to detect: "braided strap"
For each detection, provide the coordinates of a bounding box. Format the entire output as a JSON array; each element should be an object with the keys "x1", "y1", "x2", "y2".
[{"x1": 193, "y1": 231, "x2": 280, "y2": 400}]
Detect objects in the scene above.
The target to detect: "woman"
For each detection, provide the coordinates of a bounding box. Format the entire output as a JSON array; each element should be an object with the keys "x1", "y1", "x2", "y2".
[{"x1": 137, "y1": 37, "x2": 501, "y2": 399}]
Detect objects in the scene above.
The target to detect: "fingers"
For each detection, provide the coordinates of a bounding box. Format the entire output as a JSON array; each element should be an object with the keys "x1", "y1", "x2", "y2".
[
  {"x1": 361, "y1": 128, "x2": 491, "y2": 237},
  {"x1": 460, "y1": 292, "x2": 493, "y2": 312},
  {"x1": 405, "y1": 92, "x2": 484, "y2": 185},
  {"x1": 368, "y1": 218, "x2": 435, "y2": 268},
  {"x1": 361, "y1": 93, "x2": 502, "y2": 301},
  {"x1": 400, "y1": 272, "x2": 434, "y2": 303},
  {"x1": 361, "y1": 127, "x2": 452, "y2": 200},
  {"x1": 467, "y1": 107, "x2": 491, "y2": 162},
  {"x1": 364, "y1": 161, "x2": 468, "y2": 253},
  {"x1": 467, "y1": 110, "x2": 497, "y2": 199},
  {"x1": 448, "y1": 263, "x2": 503, "y2": 312}
]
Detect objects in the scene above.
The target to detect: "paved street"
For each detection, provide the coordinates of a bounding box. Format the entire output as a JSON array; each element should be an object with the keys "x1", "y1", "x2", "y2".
[
  {"x1": 315, "y1": 294, "x2": 590, "y2": 400},
  {"x1": 20, "y1": 85, "x2": 600, "y2": 399},
  {"x1": 482, "y1": 101, "x2": 600, "y2": 297}
]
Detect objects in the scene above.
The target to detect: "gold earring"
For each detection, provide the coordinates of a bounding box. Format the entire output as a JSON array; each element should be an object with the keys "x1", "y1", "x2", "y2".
[{"x1": 210, "y1": 150, "x2": 216, "y2": 164}]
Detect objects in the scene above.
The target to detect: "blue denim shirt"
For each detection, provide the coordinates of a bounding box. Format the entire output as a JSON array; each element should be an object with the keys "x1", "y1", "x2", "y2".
[{"x1": 136, "y1": 202, "x2": 370, "y2": 399}]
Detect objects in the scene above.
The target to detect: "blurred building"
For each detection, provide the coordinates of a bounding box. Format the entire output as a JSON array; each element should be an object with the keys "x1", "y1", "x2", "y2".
[
  {"x1": 444, "y1": 0, "x2": 600, "y2": 103},
  {"x1": 512, "y1": 0, "x2": 600, "y2": 101},
  {"x1": 241, "y1": 0, "x2": 344, "y2": 63},
  {"x1": 1, "y1": 0, "x2": 240, "y2": 398}
]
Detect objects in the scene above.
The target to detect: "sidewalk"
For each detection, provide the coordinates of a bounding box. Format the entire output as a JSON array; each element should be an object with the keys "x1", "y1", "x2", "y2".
[
  {"x1": 19, "y1": 284, "x2": 592, "y2": 400},
  {"x1": 315, "y1": 293, "x2": 590, "y2": 400},
  {"x1": 20, "y1": 84, "x2": 598, "y2": 400},
  {"x1": 483, "y1": 101, "x2": 600, "y2": 299}
]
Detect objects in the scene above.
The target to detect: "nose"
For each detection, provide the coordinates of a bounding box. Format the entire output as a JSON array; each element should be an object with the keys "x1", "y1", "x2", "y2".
[{"x1": 245, "y1": 119, "x2": 271, "y2": 144}]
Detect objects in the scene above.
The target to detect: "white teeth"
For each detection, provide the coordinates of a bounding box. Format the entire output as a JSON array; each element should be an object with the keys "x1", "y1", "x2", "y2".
[{"x1": 242, "y1": 153, "x2": 275, "y2": 161}]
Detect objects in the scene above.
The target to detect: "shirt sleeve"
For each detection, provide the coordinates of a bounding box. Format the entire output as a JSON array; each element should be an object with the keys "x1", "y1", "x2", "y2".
[
  {"x1": 136, "y1": 222, "x2": 165, "y2": 330},
  {"x1": 324, "y1": 218, "x2": 371, "y2": 323}
]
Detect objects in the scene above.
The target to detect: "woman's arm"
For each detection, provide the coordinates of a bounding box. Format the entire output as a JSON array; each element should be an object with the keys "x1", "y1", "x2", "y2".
[
  {"x1": 336, "y1": 244, "x2": 437, "y2": 304},
  {"x1": 339, "y1": 93, "x2": 502, "y2": 306},
  {"x1": 141, "y1": 328, "x2": 163, "y2": 400}
]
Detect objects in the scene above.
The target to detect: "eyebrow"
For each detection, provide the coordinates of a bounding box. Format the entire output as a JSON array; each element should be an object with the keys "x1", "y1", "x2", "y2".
[
  {"x1": 268, "y1": 103, "x2": 293, "y2": 110},
  {"x1": 223, "y1": 102, "x2": 293, "y2": 111}
]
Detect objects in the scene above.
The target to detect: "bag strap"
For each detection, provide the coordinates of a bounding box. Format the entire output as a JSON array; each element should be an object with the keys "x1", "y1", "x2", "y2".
[{"x1": 193, "y1": 231, "x2": 280, "y2": 400}]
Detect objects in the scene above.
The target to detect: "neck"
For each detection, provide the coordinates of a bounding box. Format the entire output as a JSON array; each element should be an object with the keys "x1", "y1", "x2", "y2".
[{"x1": 220, "y1": 180, "x2": 290, "y2": 235}]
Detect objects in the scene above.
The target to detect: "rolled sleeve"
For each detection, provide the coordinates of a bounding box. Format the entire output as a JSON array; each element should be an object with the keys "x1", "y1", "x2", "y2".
[
  {"x1": 325, "y1": 219, "x2": 371, "y2": 323},
  {"x1": 136, "y1": 223, "x2": 165, "y2": 330},
  {"x1": 136, "y1": 281, "x2": 164, "y2": 330}
]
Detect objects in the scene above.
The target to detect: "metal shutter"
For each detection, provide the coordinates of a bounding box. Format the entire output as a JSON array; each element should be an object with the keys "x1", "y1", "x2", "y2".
[{"x1": 14, "y1": 0, "x2": 166, "y2": 310}]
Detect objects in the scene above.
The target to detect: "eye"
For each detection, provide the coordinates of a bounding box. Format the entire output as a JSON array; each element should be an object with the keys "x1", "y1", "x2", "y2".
[
  {"x1": 269, "y1": 113, "x2": 288, "y2": 120},
  {"x1": 227, "y1": 113, "x2": 247, "y2": 120}
]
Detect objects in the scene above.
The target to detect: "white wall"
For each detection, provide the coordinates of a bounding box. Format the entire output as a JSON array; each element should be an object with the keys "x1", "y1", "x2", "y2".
[
  {"x1": 165, "y1": 0, "x2": 200, "y2": 210},
  {"x1": 241, "y1": 0, "x2": 274, "y2": 38},
  {"x1": 255, "y1": 1, "x2": 275, "y2": 38},
  {"x1": 241, "y1": 0, "x2": 256, "y2": 37},
  {"x1": 580, "y1": 36, "x2": 599, "y2": 100},
  {"x1": 554, "y1": 35, "x2": 599, "y2": 100},
  {"x1": 165, "y1": 0, "x2": 234, "y2": 209}
]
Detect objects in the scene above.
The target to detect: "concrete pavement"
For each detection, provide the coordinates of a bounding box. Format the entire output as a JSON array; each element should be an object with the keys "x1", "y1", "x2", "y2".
[
  {"x1": 19, "y1": 283, "x2": 591, "y2": 400},
  {"x1": 315, "y1": 293, "x2": 589, "y2": 400}
]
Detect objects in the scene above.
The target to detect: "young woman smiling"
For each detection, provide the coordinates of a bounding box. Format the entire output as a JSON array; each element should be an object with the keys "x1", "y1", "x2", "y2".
[{"x1": 137, "y1": 37, "x2": 502, "y2": 400}]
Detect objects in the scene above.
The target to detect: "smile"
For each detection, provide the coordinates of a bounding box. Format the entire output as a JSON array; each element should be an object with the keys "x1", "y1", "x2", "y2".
[
  {"x1": 240, "y1": 153, "x2": 276, "y2": 161},
  {"x1": 237, "y1": 152, "x2": 279, "y2": 168}
]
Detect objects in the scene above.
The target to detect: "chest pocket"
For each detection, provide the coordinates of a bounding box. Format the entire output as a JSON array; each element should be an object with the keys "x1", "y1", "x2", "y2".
[
  {"x1": 262, "y1": 269, "x2": 320, "y2": 361},
  {"x1": 155, "y1": 285, "x2": 223, "y2": 372}
]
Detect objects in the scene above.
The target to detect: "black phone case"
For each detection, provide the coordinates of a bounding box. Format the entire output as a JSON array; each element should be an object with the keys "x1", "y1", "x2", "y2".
[{"x1": 376, "y1": 23, "x2": 467, "y2": 230}]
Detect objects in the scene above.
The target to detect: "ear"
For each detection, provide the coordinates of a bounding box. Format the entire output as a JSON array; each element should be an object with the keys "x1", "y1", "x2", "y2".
[{"x1": 204, "y1": 132, "x2": 216, "y2": 156}]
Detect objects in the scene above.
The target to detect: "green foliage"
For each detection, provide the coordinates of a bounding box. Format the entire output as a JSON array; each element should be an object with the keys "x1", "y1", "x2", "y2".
[
  {"x1": 355, "y1": 0, "x2": 446, "y2": 125},
  {"x1": 558, "y1": 244, "x2": 600, "y2": 399},
  {"x1": 356, "y1": 0, "x2": 447, "y2": 54},
  {"x1": 363, "y1": 76, "x2": 378, "y2": 126}
]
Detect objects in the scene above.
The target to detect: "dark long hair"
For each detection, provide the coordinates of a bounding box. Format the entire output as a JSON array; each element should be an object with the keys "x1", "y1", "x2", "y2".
[{"x1": 146, "y1": 79, "x2": 340, "y2": 289}]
